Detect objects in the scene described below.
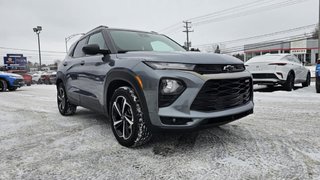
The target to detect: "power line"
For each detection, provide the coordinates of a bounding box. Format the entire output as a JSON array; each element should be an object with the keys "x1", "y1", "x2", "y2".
[
  {"x1": 160, "y1": 0, "x2": 313, "y2": 34},
  {"x1": 220, "y1": 33, "x2": 314, "y2": 54},
  {"x1": 193, "y1": 0, "x2": 311, "y2": 26},
  {"x1": 189, "y1": 0, "x2": 276, "y2": 22},
  {"x1": 194, "y1": 24, "x2": 317, "y2": 47},
  {"x1": 0, "y1": 47, "x2": 66, "y2": 54},
  {"x1": 159, "y1": 0, "x2": 274, "y2": 33}
]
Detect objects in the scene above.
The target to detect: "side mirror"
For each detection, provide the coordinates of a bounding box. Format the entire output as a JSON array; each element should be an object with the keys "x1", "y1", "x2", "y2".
[{"x1": 82, "y1": 44, "x2": 110, "y2": 55}]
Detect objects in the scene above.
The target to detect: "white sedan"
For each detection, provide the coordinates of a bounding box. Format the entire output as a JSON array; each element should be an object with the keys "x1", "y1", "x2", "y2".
[{"x1": 245, "y1": 54, "x2": 310, "y2": 91}]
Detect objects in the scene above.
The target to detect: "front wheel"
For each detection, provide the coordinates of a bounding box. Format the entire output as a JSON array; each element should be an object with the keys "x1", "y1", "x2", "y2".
[
  {"x1": 57, "y1": 83, "x2": 77, "y2": 116},
  {"x1": 0, "y1": 79, "x2": 7, "y2": 92},
  {"x1": 109, "y1": 87, "x2": 152, "y2": 147},
  {"x1": 316, "y1": 77, "x2": 320, "y2": 93},
  {"x1": 8, "y1": 87, "x2": 17, "y2": 91},
  {"x1": 283, "y1": 73, "x2": 294, "y2": 91},
  {"x1": 302, "y1": 73, "x2": 311, "y2": 87}
]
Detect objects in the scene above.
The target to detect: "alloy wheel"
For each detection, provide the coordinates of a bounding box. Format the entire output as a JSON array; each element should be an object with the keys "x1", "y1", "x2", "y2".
[
  {"x1": 111, "y1": 96, "x2": 134, "y2": 140},
  {"x1": 57, "y1": 87, "x2": 66, "y2": 112}
]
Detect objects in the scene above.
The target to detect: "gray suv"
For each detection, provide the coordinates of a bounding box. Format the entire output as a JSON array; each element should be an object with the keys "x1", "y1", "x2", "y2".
[{"x1": 57, "y1": 26, "x2": 254, "y2": 147}]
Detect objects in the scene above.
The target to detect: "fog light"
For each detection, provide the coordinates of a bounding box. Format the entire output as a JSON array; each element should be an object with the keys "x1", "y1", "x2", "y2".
[
  {"x1": 160, "y1": 79, "x2": 184, "y2": 94},
  {"x1": 276, "y1": 72, "x2": 283, "y2": 79}
]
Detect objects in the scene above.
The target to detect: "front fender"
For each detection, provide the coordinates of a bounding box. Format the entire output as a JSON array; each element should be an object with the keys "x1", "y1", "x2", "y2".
[{"x1": 103, "y1": 68, "x2": 150, "y2": 122}]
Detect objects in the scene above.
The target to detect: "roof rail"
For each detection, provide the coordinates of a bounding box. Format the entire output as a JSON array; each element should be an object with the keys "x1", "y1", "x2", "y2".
[{"x1": 86, "y1": 25, "x2": 109, "y2": 34}]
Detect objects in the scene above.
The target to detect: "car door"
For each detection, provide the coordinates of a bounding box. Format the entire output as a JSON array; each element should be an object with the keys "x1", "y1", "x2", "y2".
[
  {"x1": 78, "y1": 31, "x2": 114, "y2": 112},
  {"x1": 64, "y1": 37, "x2": 88, "y2": 104},
  {"x1": 291, "y1": 55, "x2": 305, "y2": 81}
]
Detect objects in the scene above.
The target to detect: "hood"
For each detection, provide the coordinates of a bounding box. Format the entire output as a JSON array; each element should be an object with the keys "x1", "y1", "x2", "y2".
[
  {"x1": 116, "y1": 51, "x2": 243, "y2": 64},
  {"x1": 0, "y1": 71, "x2": 23, "y2": 78}
]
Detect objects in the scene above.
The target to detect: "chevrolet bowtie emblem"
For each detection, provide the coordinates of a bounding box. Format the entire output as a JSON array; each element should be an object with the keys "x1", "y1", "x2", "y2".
[{"x1": 223, "y1": 65, "x2": 235, "y2": 72}]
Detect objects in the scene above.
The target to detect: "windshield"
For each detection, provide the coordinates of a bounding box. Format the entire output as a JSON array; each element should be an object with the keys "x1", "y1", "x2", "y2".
[{"x1": 109, "y1": 30, "x2": 186, "y2": 53}]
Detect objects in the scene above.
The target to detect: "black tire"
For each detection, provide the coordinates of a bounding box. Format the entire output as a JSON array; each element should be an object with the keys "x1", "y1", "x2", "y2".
[
  {"x1": 57, "y1": 83, "x2": 77, "y2": 116},
  {"x1": 0, "y1": 79, "x2": 7, "y2": 92},
  {"x1": 283, "y1": 72, "x2": 294, "y2": 91},
  {"x1": 27, "y1": 82, "x2": 31, "y2": 86},
  {"x1": 8, "y1": 87, "x2": 17, "y2": 91},
  {"x1": 302, "y1": 73, "x2": 311, "y2": 87},
  {"x1": 109, "y1": 87, "x2": 152, "y2": 147},
  {"x1": 316, "y1": 77, "x2": 320, "y2": 93}
]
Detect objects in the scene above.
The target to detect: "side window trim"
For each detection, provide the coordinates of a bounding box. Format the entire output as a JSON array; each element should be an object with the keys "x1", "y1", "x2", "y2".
[
  {"x1": 88, "y1": 31, "x2": 109, "y2": 50},
  {"x1": 72, "y1": 37, "x2": 88, "y2": 58}
]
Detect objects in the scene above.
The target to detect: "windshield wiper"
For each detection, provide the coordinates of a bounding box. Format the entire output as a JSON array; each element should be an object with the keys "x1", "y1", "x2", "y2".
[
  {"x1": 117, "y1": 50, "x2": 136, "y2": 53},
  {"x1": 117, "y1": 50, "x2": 146, "y2": 53}
]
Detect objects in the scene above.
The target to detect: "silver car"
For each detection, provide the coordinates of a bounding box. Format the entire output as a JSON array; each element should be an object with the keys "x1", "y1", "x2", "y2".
[{"x1": 56, "y1": 26, "x2": 254, "y2": 147}]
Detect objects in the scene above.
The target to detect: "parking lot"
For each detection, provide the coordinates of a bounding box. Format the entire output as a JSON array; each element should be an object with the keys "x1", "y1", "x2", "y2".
[{"x1": 0, "y1": 84, "x2": 320, "y2": 179}]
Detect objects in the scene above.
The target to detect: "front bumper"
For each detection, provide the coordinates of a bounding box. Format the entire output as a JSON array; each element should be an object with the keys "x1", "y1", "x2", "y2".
[
  {"x1": 10, "y1": 78, "x2": 25, "y2": 87},
  {"x1": 251, "y1": 72, "x2": 286, "y2": 85},
  {"x1": 134, "y1": 63, "x2": 254, "y2": 130}
]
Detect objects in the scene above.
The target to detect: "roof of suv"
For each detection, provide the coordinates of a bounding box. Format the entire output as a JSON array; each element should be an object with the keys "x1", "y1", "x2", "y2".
[{"x1": 84, "y1": 25, "x2": 159, "y2": 36}]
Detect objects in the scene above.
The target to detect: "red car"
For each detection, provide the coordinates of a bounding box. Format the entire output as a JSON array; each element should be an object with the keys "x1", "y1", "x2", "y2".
[{"x1": 8, "y1": 70, "x2": 32, "y2": 86}]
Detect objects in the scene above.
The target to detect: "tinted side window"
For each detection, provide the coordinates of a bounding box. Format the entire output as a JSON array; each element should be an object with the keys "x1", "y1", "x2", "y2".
[
  {"x1": 73, "y1": 38, "x2": 87, "y2": 58},
  {"x1": 88, "y1": 32, "x2": 107, "y2": 49},
  {"x1": 292, "y1": 56, "x2": 301, "y2": 63},
  {"x1": 285, "y1": 56, "x2": 293, "y2": 62}
]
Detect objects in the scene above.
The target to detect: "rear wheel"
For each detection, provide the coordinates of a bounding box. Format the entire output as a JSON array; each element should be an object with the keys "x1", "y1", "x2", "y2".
[
  {"x1": 57, "y1": 83, "x2": 77, "y2": 116},
  {"x1": 316, "y1": 77, "x2": 320, "y2": 93},
  {"x1": 302, "y1": 73, "x2": 311, "y2": 87},
  {"x1": 109, "y1": 87, "x2": 152, "y2": 147},
  {"x1": 0, "y1": 79, "x2": 7, "y2": 92},
  {"x1": 283, "y1": 73, "x2": 294, "y2": 91}
]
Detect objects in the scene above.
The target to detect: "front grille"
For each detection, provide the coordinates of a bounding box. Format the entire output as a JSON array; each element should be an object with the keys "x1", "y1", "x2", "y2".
[
  {"x1": 13, "y1": 79, "x2": 24, "y2": 86},
  {"x1": 191, "y1": 78, "x2": 252, "y2": 112},
  {"x1": 194, "y1": 64, "x2": 245, "y2": 74},
  {"x1": 252, "y1": 73, "x2": 278, "y2": 79}
]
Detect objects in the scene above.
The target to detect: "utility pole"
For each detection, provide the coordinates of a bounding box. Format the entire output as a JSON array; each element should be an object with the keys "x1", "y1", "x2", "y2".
[{"x1": 183, "y1": 21, "x2": 193, "y2": 51}]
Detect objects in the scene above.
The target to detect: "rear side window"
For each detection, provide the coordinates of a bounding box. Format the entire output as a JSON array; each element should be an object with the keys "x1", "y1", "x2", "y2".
[
  {"x1": 73, "y1": 38, "x2": 87, "y2": 58},
  {"x1": 292, "y1": 56, "x2": 301, "y2": 63},
  {"x1": 88, "y1": 32, "x2": 107, "y2": 49}
]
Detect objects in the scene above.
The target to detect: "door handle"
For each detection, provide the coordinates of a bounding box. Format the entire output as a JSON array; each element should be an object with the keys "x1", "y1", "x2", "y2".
[
  {"x1": 80, "y1": 60, "x2": 85, "y2": 65},
  {"x1": 63, "y1": 61, "x2": 68, "y2": 66}
]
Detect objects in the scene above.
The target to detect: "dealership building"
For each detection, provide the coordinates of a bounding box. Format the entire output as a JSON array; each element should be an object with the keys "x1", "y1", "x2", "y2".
[{"x1": 244, "y1": 39, "x2": 319, "y2": 65}]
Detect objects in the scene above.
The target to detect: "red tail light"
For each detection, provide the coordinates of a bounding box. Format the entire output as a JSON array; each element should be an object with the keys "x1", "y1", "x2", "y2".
[{"x1": 268, "y1": 63, "x2": 287, "y2": 66}]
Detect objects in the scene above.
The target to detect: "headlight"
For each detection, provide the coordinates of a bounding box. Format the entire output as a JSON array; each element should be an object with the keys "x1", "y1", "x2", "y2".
[
  {"x1": 144, "y1": 61, "x2": 195, "y2": 70},
  {"x1": 9, "y1": 74, "x2": 22, "y2": 78}
]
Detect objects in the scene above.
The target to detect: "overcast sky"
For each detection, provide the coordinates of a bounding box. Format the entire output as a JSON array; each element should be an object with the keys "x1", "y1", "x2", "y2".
[{"x1": 0, "y1": 0, "x2": 318, "y2": 65}]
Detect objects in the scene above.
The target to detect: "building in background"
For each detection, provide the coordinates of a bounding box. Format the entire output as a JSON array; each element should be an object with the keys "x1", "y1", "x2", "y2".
[{"x1": 244, "y1": 39, "x2": 319, "y2": 65}]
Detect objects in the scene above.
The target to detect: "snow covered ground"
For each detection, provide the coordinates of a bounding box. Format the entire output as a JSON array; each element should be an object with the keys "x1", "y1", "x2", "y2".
[{"x1": 0, "y1": 84, "x2": 319, "y2": 179}]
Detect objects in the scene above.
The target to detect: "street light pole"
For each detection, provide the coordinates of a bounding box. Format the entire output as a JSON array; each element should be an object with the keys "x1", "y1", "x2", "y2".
[
  {"x1": 65, "y1": 33, "x2": 85, "y2": 53},
  {"x1": 33, "y1": 26, "x2": 42, "y2": 71}
]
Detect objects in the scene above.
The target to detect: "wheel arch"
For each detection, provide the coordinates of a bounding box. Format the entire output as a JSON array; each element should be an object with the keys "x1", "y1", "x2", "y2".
[
  {"x1": 288, "y1": 70, "x2": 295, "y2": 79},
  {"x1": 55, "y1": 71, "x2": 65, "y2": 89},
  {"x1": 104, "y1": 68, "x2": 150, "y2": 123}
]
